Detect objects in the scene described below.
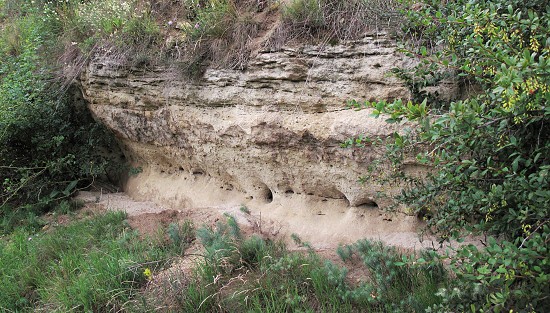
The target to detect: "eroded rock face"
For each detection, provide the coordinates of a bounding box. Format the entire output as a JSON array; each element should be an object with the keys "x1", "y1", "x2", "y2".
[
  {"x1": 80, "y1": 34, "x2": 444, "y2": 246},
  {"x1": 82, "y1": 34, "x2": 414, "y2": 201}
]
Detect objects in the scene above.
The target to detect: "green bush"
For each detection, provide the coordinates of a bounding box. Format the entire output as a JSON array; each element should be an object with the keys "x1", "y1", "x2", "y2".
[
  {"x1": 335, "y1": 240, "x2": 447, "y2": 311},
  {"x1": 348, "y1": 0, "x2": 550, "y2": 310},
  {"x1": 430, "y1": 234, "x2": 549, "y2": 312},
  {"x1": 195, "y1": 214, "x2": 281, "y2": 277},
  {"x1": 0, "y1": 1, "x2": 124, "y2": 230}
]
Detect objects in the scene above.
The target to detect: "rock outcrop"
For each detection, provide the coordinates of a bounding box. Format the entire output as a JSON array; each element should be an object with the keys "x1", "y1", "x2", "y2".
[{"x1": 80, "y1": 33, "x2": 451, "y2": 247}]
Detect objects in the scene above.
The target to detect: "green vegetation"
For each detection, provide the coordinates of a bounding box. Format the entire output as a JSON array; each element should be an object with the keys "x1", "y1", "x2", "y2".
[
  {"x1": 1, "y1": 211, "x2": 447, "y2": 312},
  {"x1": 171, "y1": 0, "x2": 262, "y2": 74},
  {"x1": 347, "y1": 0, "x2": 550, "y2": 311},
  {"x1": 0, "y1": 210, "x2": 194, "y2": 311},
  {"x1": 1, "y1": 0, "x2": 548, "y2": 311},
  {"x1": 142, "y1": 215, "x2": 446, "y2": 312},
  {"x1": 0, "y1": 0, "x2": 126, "y2": 231}
]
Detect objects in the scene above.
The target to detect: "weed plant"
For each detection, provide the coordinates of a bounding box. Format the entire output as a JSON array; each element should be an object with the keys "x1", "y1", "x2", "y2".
[
  {"x1": 341, "y1": 240, "x2": 446, "y2": 311},
  {"x1": 239, "y1": 204, "x2": 251, "y2": 214},
  {"x1": 167, "y1": 220, "x2": 195, "y2": 254}
]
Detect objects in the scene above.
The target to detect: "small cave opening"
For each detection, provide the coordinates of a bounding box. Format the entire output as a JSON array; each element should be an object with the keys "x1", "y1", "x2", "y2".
[
  {"x1": 265, "y1": 188, "x2": 273, "y2": 203},
  {"x1": 356, "y1": 199, "x2": 379, "y2": 208},
  {"x1": 343, "y1": 196, "x2": 351, "y2": 207},
  {"x1": 256, "y1": 183, "x2": 274, "y2": 204},
  {"x1": 285, "y1": 189, "x2": 294, "y2": 195}
]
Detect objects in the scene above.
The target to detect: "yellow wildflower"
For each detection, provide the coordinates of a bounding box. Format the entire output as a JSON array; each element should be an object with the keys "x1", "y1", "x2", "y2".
[{"x1": 143, "y1": 267, "x2": 152, "y2": 280}]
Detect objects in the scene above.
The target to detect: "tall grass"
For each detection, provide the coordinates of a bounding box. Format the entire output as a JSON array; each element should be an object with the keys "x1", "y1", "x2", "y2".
[
  {"x1": 1, "y1": 0, "x2": 405, "y2": 80},
  {"x1": 270, "y1": 0, "x2": 404, "y2": 48},
  {"x1": 0, "y1": 211, "x2": 193, "y2": 311}
]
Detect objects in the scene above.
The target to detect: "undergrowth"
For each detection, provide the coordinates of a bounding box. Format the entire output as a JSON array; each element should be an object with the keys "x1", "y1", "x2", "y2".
[
  {"x1": 1, "y1": 207, "x2": 447, "y2": 312},
  {"x1": 3, "y1": 0, "x2": 409, "y2": 81},
  {"x1": 0, "y1": 0, "x2": 125, "y2": 224},
  {"x1": 140, "y1": 215, "x2": 448, "y2": 312},
  {"x1": 171, "y1": 0, "x2": 406, "y2": 75},
  {"x1": 0, "y1": 210, "x2": 194, "y2": 311}
]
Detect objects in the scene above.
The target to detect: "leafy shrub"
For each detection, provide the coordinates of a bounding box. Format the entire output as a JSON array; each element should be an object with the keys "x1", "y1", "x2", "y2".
[
  {"x1": 348, "y1": 0, "x2": 550, "y2": 310},
  {"x1": 430, "y1": 234, "x2": 549, "y2": 312},
  {"x1": 0, "y1": 7, "x2": 122, "y2": 231}
]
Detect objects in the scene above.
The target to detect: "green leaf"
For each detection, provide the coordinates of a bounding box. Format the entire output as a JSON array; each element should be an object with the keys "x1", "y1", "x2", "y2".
[
  {"x1": 62, "y1": 180, "x2": 79, "y2": 196},
  {"x1": 512, "y1": 157, "x2": 520, "y2": 172},
  {"x1": 420, "y1": 46, "x2": 428, "y2": 56}
]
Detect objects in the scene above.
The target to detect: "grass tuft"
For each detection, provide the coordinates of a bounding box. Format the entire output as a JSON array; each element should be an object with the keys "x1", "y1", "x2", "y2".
[{"x1": 167, "y1": 220, "x2": 195, "y2": 254}]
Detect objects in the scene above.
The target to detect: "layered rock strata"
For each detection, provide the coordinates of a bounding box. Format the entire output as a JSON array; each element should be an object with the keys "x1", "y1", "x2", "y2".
[{"x1": 80, "y1": 33, "x2": 447, "y2": 246}]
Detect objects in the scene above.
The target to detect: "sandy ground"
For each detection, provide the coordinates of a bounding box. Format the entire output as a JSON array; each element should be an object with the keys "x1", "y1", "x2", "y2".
[
  {"x1": 76, "y1": 190, "x2": 480, "y2": 251},
  {"x1": 76, "y1": 191, "x2": 257, "y2": 234}
]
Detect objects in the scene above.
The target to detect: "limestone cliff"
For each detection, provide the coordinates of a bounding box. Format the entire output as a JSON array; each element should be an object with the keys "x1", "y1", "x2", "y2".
[{"x1": 80, "y1": 33, "x2": 447, "y2": 246}]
